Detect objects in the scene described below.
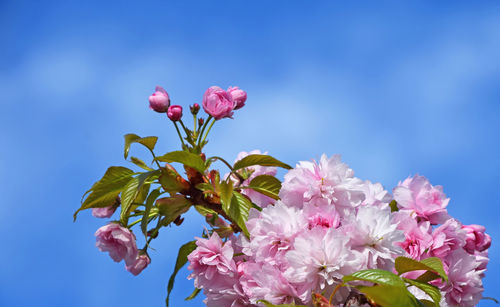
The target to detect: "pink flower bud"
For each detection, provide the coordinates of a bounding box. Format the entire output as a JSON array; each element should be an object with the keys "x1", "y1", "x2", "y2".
[
  {"x1": 95, "y1": 223, "x2": 138, "y2": 266},
  {"x1": 167, "y1": 105, "x2": 183, "y2": 121},
  {"x1": 227, "y1": 86, "x2": 247, "y2": 110},
  {"x1": 190, "y1": 103, "x2": 200, "y2": 115},
  {"x1": 463, "y1": 224, "x2": 492, "y2": 253},
  {"x1": 202, "y1": 86, "x2": 234, "y2": 120},
  {"x1": 149, "y1": 86, "x2": 170, "y2": 113},
  {"x1": 126, "y1": 253, "x2": 151, "y2": 276},
  {"x1": 91, "y1": 206, "x2": 116, "y2": 218}
]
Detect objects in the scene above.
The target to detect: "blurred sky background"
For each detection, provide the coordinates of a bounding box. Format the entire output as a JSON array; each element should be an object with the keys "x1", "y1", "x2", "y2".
[{"x1": 1, "y1": 1, "x2": 499, "y2": 306}]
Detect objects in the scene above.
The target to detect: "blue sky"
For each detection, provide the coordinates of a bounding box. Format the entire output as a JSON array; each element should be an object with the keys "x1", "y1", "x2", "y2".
[{"x1": 1, "y1": 1, "x2": 499, "y2": 306}]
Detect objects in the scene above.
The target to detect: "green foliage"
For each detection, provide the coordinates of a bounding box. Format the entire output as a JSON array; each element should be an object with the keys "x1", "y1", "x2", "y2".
[
  {"x1": 159, "y1": 168, "x2": 185, "y2": 193},
  {"x1": 166, "y1": 241, "x2": 197, "y2": 307},
  {"x1": 141, "y1": 188, "x2": 162, "y2": 237},
  {"x1": 219, "y1": 181, "x2": 234, "y2": 212},
  {"x1": 343, "y1": 269, "x2": 405, "y2": 287},
  {"x1": 156, "y1": 150, "x2": 206, "y2": 173},
  {"x1": 395, "y1": 257, "x2": 448, "y2": 282},
  {"x1": 241, "y1": 174, "x2": 282, "y2": 200},
  {"x1": 389, "y1": 199, "x2": 398, "y2": 212},
  {"x1": 120, "y1": 170, "x2": 160, "y2": 225},
  {"x1": 222, "y1": 191, "x2": 252, "y2": 237},
  {"x1": 130, "y1": 156, "x2": 154, "y2": 171},
  {"x1": 257, "y1": 300, "x2": 307, "y2": 307},
  {"x1": 356, "y1": 285, "x2": 419, "y2": 307},
  {"x1": 403, "y1": 278, "x2": 441, "y2": 306},
  {"x1": 233, "y1": 154, "x2": 292, "y2": 171},
  {"x1": 74, "y1": 166, "x2": 134, "y2": 220},
  {"x1": 124, "y1": 133, "x2": 158, "y2": 159},
  {"x1": 184, "y1": 288, "x2": 201, "y2": 301},
  {"x1": 156, "y1": 196, "x2": 192, "y2": 226}
]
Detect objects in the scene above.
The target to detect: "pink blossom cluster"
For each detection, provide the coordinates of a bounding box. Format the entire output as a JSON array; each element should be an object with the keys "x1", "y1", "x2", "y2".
[
  {"x1": 187, "y1": 153, "x2": 491, "y2": 306},
  {"x1": 393, "y1": 175, "x2": 491, "y2": 306}
]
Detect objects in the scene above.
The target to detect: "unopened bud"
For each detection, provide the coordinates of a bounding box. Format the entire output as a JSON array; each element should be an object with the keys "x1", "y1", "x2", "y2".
[
  {"x1": 149, "y1": 86, "x2": 170, "y2": 113},
  {"x1": 167, "y1": 105, "x2": 183, "y2": 121},
  {"x1": 198, "y1": 118, "x2": 204, "y2": 126},
  {"x1": 190, "y1": 103, "x2": 200, "y2": 115}
]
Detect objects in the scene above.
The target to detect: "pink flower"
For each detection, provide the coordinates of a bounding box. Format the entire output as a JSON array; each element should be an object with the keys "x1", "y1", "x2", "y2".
[
  {"x1": 393, "y1": 175, "x2": 450, "y2": 224},
  {"x1": 91, "y1": 206, "x2": 116, "y2": 218},
  {"x1": 463, "y1": 224, "x2": 492, "y2": 254},
  {"x1": 187, "y1": 232, "x2": 238, "y2": 290},
  {"x1": 126, "y1": 253, "x2": 151, "y2": 276},
  {"x1": 149, "y1": 85, "x2": 170, "y2": 113},
  {"x1": 95, "y1": 223, "x2": 138, "y2": 266},
  {"x1": 202, "y1": 86, "x2": 235, "y2": 120},
  {"x1": 393, "y1": 212, "x2": 433, "y2": 260},
  {"x1": 167, "y1": 105, "x2": 183, "y2": 121},
  {"x1": 227, "y1": 86, "x2": 247, "y2": 110},
  {"x1": 429, "y1": 218, "x2": 466, "y2": 260}
]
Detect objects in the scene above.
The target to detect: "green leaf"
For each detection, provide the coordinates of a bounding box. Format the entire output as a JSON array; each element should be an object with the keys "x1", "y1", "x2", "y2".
[
  {"x1": 159, "y1": 168, "x2": 184, "y2": 193},
  {"x1": 219, "y1": 181, "x2": 234, "y2": 212},
  {"x1": 233, "y1": 154, "x2": 292, "y2": 171},
  {"x1": 343, "y1": 269, "x2": 405, "y2": 287},
  {"x1": 166, "y1": 241, "x2": 197, "y2": 307},
  {"x1": 124, "y1": 133, "x2": 158, "y2": 159},
  {"x1": 241, "y1": 175, "x2": 282, "y2": 200},
  {"x1": 184, "y1": 288, "x2": 201, "y2": 301},
  {"x1": 120, "y1": 170, "x2": 160, "y2": 225},
  {"x1": 415, "y1": 271, "x2": 441, "y2": 283},
  {"x1": 403, "y1": 278, "x2": 441, "y2": 306},
  {"x1": 156, "y1": 196, "x2": 192, "y2": 226},
  {"x1": 194, "y1": 205, "x2": 217, "y2": 216},
  {"x1": 356, "y1": 285, "x2": 418, "y2": 307},
  {"x1": 257, "y1": 300, "x2": 307, "y2": 307},
  {"x1": 156, "y1": 151, "x2": 206, "y2": 173},
  {"x1": 395, "y1": 257, "x2": 448, "y2": 282},
  {"x1": 195, "y1": 183, "x2": 214, "y2": 192},
  {"x1": 130, "y1": 156, "x2": 154, "y2": 171},
  {"x1": 225, "y1": 191, "x2": 252, "y2": 237},
  {"x1": 74, "y1": 166, "x2": 134, "y2": 220},
  {"x1": 141, "y1": 188, "x2": 162, "y2": 237},
  {"x1": 418, "y1": 299, "x2": 437, "y2": 307}
]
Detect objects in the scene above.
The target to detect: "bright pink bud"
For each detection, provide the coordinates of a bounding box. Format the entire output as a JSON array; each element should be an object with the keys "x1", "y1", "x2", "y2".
[
  {"x1": 202, "y1": 86, "x2": 234, "y2": 120},
  {"x1": 91, "y1": 206, "x2": 116, "y2": 218},
  {"x1": 190, "y1": 103, "x2": 200, "y2": 115},
  {"x1": 167, "y1": 105, "x2": 183, "y2": 121},
  {"x1": 126, "y1": 253, "x2": 151, "y2": 276},
  {"x1": 463, "y1": 224, "x2": 492, "y2": 253},
  {"x1": 227, "y1": 86, "x2": 247, "y2": 110},
  {"x1": 149, "y1": 86, "x2": 170, "y2": 113}
]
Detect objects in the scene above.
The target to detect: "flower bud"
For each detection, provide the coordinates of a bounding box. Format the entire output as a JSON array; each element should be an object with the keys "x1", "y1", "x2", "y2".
[
  {"x1": 227, "y1": 86, "x2": 247, "y2": 110},
  {"x1": 198, "y1": 118, "x2": 204, "y2": 126},
  {"x1": 126, "y1": 253, "x2": 151, "y2": 276},
  {"x1": 91, "y1": 206, "x2": 116, "y2": 218},
  {"x1": 167, "y1": 105, "x2": 183, "y2": 121},
  {"x1": 463, "y1": 224, "x2": 492, "y2": 253},
  {"x1": 95, "y1": 223, "x2": 138, "y2": 266},
  {"x1": 202, "y1": 86, "x2": 234, "y2": 120},
  {"x1": 190, "y1": 103, "x2": 200, "y2": 115},
  {"x1": 149, "y1": 86, "x2": 170, "y2": 113}
]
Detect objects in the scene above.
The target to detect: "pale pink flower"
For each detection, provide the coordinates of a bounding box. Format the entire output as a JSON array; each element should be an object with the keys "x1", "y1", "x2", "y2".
[
  {"x1": 227, "y1": 86, "x2": 247, "y2": 110},
  {"x1": 126, "y1": 253, "x2": 151, "y2": 276},
  {"x1": 91, "y1": 206, "x2": 116, "y2": 218},
  {"x1": 285, "y1": 228, "x2": 357, "y2": 303},
  {"x1": 187, "y1": 232, "x2": 238, "y2": 290},
  {"x1": 429, "y1": 218, "x2": 466, "y2": 260},
  {"x1": 303, "y1": 199, "x2": 341, "y2": 230},
  {"x1": 393, "y1": 175, "x2": 450, "y2": 224},
  {"x1": 149, "y1": 85, "x2": 170, "y2": 113},
  {"x1": 438, "y1": 249, "x2": 484, "y2": 307},
  {"x1": 358, "y1": 180, "x2": 392, "y2": 209},
  {"x1": 462, "y1": 224, "x2": 492, "y2": 254},
  {"x1": 239, "y1": 262, "x2": 298, "y2": 305},
  {"x1": 279, "y1": 154, "x2": 365, "y2": 217},
  {"x1": 393, "y1": 212, "x2": 433, "y2": 260},
  {"x1": 344, "y1": 206, "x2": 404, "y2": 270},
  {"x1": 95, "y1": 223, "x2": 138, "y2": 266},
  {"x1": 202, "y1": 86, "x2": 235, "y2": 120},
  {"x1": 242, "y1": 201, "x2": 306, "y2": 267}
]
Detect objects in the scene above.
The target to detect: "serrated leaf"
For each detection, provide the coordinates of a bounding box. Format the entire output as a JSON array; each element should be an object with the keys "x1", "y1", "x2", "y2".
[
  {"x1": 141, "y1": 188, "x2": 162, "y2": 236},
  {"x1": 356, "y1": 285, "x2": 418, "y2": 307},
  {"x1": 74, "y1": 166, "x2": 134, "y2": 220},
  {"x1": 219, "y1": 181, "x2": 233, "y2": 212},
  {"x1": 124, "y1": 133, "x2": 158, "y2": 159},
  {"x1": 166, "y1": 241, "x2": 197, "y2": 307},
  {"x1": 120, "y1": 170, "x2": 160, "y2": 225},
  {"x1": 156, "y1": 151, "x2": 206, "y2": 173},
  {"x1": 156, "y1": 196, "x2": 192, "y2": 226},
  {"x1": 184, "y1": 288, "x2": 201, "y2": 301},
  {"x1": 233, "y1": 154, "x2": 292, "y2": 171},
  {"x1": 159, "y1": 168, "x2": 184, "y2": 193},
  {"x1": 194, "y1": 205, "x2": 217, "y2": 216},
  {"x1": 395, "y1": 257, "x2": 447, "y2": 282},
  {"x1": 403, "y1": 278, "x2": 440, "y2": 306},
  {"x1": 241, "y1": 175, "x2": 281, "y2": 200},
  {"x1": 224, "y1": 192, "x2": 251, "y2": 237},
  {"x1": 130, "y1": 156, "x2": 154, "y2": 171},
  {"x1": 343, "y1": 269, "x2": 405, "y2": 287}
]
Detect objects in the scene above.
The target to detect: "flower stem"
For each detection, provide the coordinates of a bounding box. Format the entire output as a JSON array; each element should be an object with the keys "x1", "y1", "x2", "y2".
[{"x1": 173, "y1": 121, "x2": 186, "y2": 149}]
